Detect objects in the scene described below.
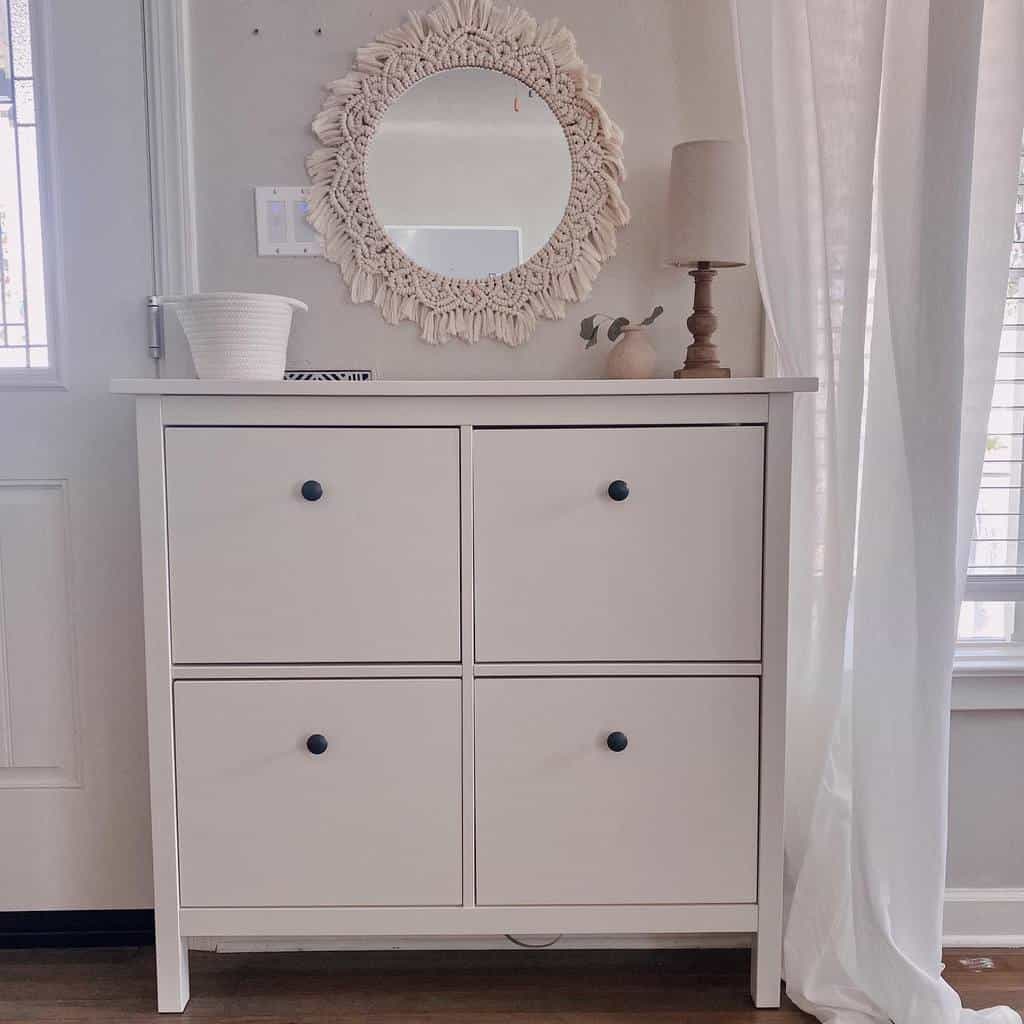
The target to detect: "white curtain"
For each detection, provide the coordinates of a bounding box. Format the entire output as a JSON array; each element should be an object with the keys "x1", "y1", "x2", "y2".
[{"x1": 730, "y1": 1, "x2": 1024, "y2": 1022}]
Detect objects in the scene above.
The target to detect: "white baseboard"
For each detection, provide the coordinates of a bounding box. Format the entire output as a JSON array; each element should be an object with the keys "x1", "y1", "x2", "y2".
[{"x1": 943, "y1": 888, "x2": 1024, "y2": 947}]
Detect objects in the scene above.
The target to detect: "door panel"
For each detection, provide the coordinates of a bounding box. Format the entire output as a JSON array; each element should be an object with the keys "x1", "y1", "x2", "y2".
[
  {"x1": 475, "y1": 676, "x2": 760, "y2": 906},
  {"x1": 165, "y1": 427, "x2": 461, "y2": 664},
  {"x1": 175, "y1": 679, "x2": 463, "y2": 907},
  {"x1": 0, "y1": 483, "x2": 78, "y2": 788},
  {"x1": 474, "y1": 426, "x2": 765, "y2": 662}
]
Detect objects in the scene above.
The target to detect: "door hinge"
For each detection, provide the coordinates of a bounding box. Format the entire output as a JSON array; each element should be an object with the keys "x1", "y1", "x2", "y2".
[{"x1": 147, "y1": 295, "x2": 164, "y2": 361}]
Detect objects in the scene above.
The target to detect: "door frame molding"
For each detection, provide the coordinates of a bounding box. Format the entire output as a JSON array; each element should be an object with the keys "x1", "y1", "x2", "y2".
[{"x1": 143, "y1": 0, "x2": 199, "y2": 298}]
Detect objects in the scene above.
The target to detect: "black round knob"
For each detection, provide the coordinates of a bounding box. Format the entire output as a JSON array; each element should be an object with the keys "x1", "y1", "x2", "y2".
[
  {"x1": 306, "y1": 733, "x2": 328, "y2": 755},
  {"x1": 607, "y1": 480, "x2": 629, "y2": 502},
  {"x1": 606, "y1": 731, "x2": 628, "y2": 752},
  {"x1": 301, "y1": 480, "x2": 323, "y2": 502}
]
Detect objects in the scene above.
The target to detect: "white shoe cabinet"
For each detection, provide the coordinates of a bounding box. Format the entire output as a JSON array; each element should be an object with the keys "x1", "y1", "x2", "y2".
[{"x1": 114, "y1": 377, "x2": 814, "y2": 1012}]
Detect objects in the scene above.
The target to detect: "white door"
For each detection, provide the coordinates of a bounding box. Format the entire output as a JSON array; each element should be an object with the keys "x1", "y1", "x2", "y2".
[{"x1": 0, "y1": 1, "x2": 157, "y2": 909}]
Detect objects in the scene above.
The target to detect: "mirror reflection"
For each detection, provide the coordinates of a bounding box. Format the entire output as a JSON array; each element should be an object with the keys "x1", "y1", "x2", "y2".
[{"x1": 365, "y1": 68, "x2": 572, "y2": 279}]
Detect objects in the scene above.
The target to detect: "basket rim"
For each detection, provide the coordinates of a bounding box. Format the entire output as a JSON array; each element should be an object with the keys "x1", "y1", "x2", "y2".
[{"x1": 154, "y1": 292, "x2": 309, "y2": 312}]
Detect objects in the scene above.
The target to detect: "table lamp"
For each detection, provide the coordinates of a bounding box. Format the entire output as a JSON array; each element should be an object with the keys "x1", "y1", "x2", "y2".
[{"x1": 664, "y1": 140, "x2": 750, "y2": 378}]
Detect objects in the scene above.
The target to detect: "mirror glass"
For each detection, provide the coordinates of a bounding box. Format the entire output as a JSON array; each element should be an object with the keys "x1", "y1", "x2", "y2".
[{"x1": 365, "y1": 68, "x2": 572, "y2": 279}]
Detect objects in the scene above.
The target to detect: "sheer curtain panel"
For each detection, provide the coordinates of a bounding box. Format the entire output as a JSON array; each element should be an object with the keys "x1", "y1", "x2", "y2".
[{"x1": 730, "y1": 0, "x2": 1024, "y2": 1021}]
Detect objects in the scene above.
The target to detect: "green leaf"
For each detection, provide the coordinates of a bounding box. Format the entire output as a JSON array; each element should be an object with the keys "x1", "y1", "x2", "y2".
[
  {"x1": 607, "y1": 316, "x2": 630, "y2": 342},
  {"x1": 640, "y1": 305, "x2": 664, "y2": 326},
  {"x1": 579, "y1": 314, "x2": 598, "y2": 341}
]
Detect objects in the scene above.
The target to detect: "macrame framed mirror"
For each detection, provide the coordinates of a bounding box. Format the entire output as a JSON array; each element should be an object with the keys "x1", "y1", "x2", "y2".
[{"x1": 306, "y1": 0, "x2": 630, "y2": 346}]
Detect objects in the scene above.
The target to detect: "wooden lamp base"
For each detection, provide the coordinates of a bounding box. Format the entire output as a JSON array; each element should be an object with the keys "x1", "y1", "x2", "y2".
[
  {"x1": 674, "y1": 365, "x2": 732, "y2": 379},
  {"x1": 674, "y1": 261, "x2": 731, "y2": 379}
]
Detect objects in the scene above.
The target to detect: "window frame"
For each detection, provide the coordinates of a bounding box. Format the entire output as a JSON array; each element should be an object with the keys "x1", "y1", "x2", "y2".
[
  {"x1": 955, "y1": 142, "x2": 1024, "y2": 673},
  {"x1": 0, "y1": 0, "x2": 67, "y2": 389}
]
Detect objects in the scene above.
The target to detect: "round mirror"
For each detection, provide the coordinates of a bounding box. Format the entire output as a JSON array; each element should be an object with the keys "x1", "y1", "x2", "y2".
[{"x1": 365, "y1": 68, "x2": 572, "y2": 279}]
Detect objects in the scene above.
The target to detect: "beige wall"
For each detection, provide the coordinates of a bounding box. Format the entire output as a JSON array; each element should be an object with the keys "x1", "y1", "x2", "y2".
[
  {"x1": 185, "y1": 2, "x2": 1024, "y2": 926},
  {"x1": 187, "y1": 0, "x2": 763, "y2": 380},
  {"x1": 947, "y1": 710, "x2": 1024, "y2": 887}
]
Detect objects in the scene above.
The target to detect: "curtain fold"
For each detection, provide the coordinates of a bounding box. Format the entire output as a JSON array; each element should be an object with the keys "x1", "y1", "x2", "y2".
[{"x1": 730, "y1": 1, "x2": 1024, "y2": 1022}]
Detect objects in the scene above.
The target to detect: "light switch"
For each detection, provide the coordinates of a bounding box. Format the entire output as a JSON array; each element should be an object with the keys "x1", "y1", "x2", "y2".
[
  {"x1": 293, "y1": 200, "x2": 319, "y2": 244},
  {"x1": 266, "y1": 200, "x2": 288, "y2": 243},
  {"x1": 254, "y1": 187, "x2": 323, "y2": 256}
]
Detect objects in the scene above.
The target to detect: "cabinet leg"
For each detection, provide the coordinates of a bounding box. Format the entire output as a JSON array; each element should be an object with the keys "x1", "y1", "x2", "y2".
[
  {"x1": 750, "y1": 929, "x2": 782, "y2": 1008},
  {"x1": 155, "y1": 936, "x2": 190, "y2": 1013}
]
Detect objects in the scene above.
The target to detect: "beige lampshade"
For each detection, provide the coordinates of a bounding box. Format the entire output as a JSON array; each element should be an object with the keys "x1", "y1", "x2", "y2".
[{"x1": 663, "y1": 140, "x2": 749, "y2": 268}]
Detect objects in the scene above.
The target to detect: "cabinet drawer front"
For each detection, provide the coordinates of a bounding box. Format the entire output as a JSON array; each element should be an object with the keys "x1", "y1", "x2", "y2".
[
  {"x1": 473, "y1": 426, "x2": 764, "y2": 662},
  {"x1": 475, "y1": 676, "x2": 758, "y2": 906},
  {"x1": 166, "y1": 427, "x2": 460, "y2": 663},
  {"x1": 175, "y1": 679, "x2": 462, "y2": 907}
]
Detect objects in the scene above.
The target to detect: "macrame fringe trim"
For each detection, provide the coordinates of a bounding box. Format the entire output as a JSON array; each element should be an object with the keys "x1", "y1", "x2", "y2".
[{"x1": 306, "y1": 0, "x2": 630, "y2": 347}]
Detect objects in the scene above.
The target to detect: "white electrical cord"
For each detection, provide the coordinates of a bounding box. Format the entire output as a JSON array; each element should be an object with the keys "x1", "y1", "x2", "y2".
[{"x1": 504, "y1": 933, "x2": 563, "y2": 949}]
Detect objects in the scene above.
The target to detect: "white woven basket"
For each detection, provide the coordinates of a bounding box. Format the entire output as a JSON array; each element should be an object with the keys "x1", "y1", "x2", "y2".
[{"x1": 158, "y1": 292, "x2": 308, "y2": 380}]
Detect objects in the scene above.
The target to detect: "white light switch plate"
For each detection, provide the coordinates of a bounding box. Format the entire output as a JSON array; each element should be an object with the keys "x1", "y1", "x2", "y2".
[{"x1": 254, "y1": 186, "x2": 323, "y2": 256}]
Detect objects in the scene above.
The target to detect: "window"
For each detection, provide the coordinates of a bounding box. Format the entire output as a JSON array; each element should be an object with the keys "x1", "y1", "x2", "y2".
[
  {"x1": 0, "y1": 0, "x2": 49, "y2": 373},
  {"x1": 958, "y1": 142, "x2": 1024, "y2": 648}
]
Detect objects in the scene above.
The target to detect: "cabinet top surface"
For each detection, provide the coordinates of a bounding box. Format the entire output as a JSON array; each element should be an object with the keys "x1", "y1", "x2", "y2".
[{"x1": 111, "y1": 377, "x2": 817, "y2": 397}]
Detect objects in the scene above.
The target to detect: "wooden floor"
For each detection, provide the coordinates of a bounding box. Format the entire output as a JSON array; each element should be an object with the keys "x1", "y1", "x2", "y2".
[{"x1": 0, "y1": 946, "x2": 1021, "y2": 1021}]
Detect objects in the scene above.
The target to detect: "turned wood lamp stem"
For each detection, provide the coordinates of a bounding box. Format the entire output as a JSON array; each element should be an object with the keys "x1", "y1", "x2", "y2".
[
  {"x1": 664, "y1": 141, "x2": 749, "y2": 380},
  {"x1": 674, "y1": 261, "x2": 730, "y2": 379}
]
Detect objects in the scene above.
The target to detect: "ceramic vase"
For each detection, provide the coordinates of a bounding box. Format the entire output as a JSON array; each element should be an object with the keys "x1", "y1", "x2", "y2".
[{"x1": 606, "y1": 325, "x2": 657, "y2": 380}]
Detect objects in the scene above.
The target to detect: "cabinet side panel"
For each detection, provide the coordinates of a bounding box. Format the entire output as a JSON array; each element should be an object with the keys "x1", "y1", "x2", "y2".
[
  {"x1": 752, "y1": 391, "x2": 794, "y2": 1008},
  {"x1": 135, "y1": 397, "x2": 189, "y2": 1012}
]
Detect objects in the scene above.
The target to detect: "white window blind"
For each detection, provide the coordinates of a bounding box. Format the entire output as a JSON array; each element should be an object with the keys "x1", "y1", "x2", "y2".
[{"x1": 959, "y1": 143, "x2": 1024, "y2": 642}]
